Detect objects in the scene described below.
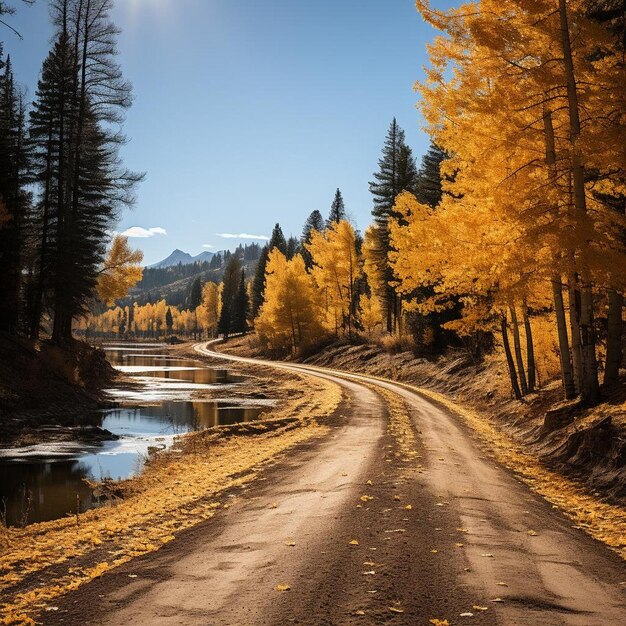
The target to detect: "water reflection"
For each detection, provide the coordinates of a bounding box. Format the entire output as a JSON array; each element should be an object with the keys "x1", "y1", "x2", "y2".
[
  {"x1": 0, "y1": 460, "x2": 95, "y2": 526},
  {"x1": 103, "y1": 402, "x2": 265, "y2": 434},
  {"x1": 0, "y1": 344, "x2": 269, "y2": 527}
]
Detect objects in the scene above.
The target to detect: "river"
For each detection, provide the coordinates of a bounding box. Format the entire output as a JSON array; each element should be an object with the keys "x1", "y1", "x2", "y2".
[{"x1": 0, "y1": 343, "x2": 270, "y2": 527}]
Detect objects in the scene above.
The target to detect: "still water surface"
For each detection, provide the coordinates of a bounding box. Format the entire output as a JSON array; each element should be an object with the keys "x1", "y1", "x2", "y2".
[{"x1": 0, "y1": 343, "x2": 268, "y2": 526}]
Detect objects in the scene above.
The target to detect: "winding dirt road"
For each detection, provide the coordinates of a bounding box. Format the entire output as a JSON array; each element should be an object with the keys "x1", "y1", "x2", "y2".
[{"x1": 48, "y1": 342, "x2": 626, "y2": 626}]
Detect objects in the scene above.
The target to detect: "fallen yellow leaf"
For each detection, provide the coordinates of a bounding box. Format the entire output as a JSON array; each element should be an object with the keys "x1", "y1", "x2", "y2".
[
  {"x1": 349, "y1": 539, "x2": 359, "y2": 546},
  {"x1": 275, "y1": 584, "x2": 291, "y2": 592}
]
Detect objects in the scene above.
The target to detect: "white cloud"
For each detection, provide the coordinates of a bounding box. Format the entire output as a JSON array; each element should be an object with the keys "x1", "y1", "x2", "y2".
[
  {"x1": 120, "y1": 226, "x2": 167, "y2": 238},
  {"x1": 216, "y1": 232, "x2": 269, "y2": 240},
  {"x1": 202, "y1": 244, "x2": 214, "y2": 248}
]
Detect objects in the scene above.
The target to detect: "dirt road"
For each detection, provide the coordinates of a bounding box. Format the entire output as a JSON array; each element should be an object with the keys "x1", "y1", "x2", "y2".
[{"x1": 48, "y1": 342, "x2": 626, "y2": 626}]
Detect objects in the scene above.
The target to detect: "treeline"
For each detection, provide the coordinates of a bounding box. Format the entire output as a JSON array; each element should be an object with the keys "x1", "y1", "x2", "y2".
[
  {"x1": 0, "y1": 0, "x2": 142, "y2": 344},
  {"x1": 83, "y1": 252, "x2": 251, "y2": 341},
  {"x1": 78, "y1": 296, "x2": 219, "y2": 341}
]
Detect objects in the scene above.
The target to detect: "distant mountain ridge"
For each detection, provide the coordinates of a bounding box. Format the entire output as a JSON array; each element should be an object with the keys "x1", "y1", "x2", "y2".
[{"x1": 148, "y1": 249, "x2": 215, "y2": 269}]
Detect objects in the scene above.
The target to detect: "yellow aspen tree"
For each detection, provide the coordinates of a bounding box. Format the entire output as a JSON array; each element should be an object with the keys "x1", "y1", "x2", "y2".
[
  {"x1": 255, "y1": 250, "x2": 325, "y2": 352},
  {"x1": 200, "y1": 281, "x2": 220, "y2": 338},
  {"x1": 411, "y1": 0, "x2": 625, "y2": 401},
  {"x1": 360, "y1": 294, "x2": 383, "y2": 335},
  {"x1": 96, "y1": 236, "x2": 143, "y2": 306},
  {"x1": 306, "y1": 220, "x2": 361, "y2": 338}
]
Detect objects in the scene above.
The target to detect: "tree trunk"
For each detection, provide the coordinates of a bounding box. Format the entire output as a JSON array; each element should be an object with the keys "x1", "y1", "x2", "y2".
[
  {"x1": 542, "y1": 106, "x2": 576, "y2": 399},
  {"x1": 568, "y1": 274, "x2": 583, "y2": 394},
  {"x1": 501, "y1": 314, "x2": 522, "y2": 401},
  {"x1": 604, "y1": 289, "x2": 623, "y2": 387},
  {"x1": 552, "y1": 277, "x2": 577, "y2": 399},
  {"x1": 509, "y1": 304, "x2": 528, "y2": 395},
  {"x1": 579, "y1": 284, "x2": 601, "y2": 404},
  {"x1": 522, "y1": 300, "x2": 536, "y2": 392},
  {"x1": 52, "y1": 5, "x2": 70, "y2": 345},
  {"x1": 558, "y1": 0, "x2": 600, "y2": 404},
  {"x1": 30, "y1": 129, "x2": 54, "y2": 339}
]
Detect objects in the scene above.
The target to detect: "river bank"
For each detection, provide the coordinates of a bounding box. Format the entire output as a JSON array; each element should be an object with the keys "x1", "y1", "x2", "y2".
[
  {"x1": 0, "y1": 340, "x2": 329, "y2": 527},
  {"x1": 0, "y1": 335, "x2": 119, "y2": 448},
  {"x1": 0, "y1": 344, "x2": 342, "y2": 625}
]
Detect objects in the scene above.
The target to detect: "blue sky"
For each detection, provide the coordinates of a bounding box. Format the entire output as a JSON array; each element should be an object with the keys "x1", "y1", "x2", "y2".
[{"x1": 5, "y1": 0, "x2": 443, "y2": 265}]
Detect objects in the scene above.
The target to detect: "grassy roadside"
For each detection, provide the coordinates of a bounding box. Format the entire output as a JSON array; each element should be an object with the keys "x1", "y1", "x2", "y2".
[{"x1": 0, "y1": 363, "x2": 342, "y2": 626}]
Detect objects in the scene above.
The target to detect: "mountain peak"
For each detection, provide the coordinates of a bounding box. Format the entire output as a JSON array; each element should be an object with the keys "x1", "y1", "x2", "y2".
[{"x1": 148, "y1": 249, "x2": 215, "y2": 269}]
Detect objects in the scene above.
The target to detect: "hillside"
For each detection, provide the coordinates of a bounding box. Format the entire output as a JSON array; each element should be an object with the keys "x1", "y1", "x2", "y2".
[{"x1": 120, "y1": 244, "x2": 263, "y2": 308}]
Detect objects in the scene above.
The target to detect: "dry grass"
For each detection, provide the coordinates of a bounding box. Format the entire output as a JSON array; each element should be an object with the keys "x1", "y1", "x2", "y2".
[{"x1": 0, "y1": 373, "x2": 342, "y2": 626}]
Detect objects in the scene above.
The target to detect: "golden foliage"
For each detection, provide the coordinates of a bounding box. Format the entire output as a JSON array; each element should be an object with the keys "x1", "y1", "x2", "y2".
[
  {"x1": 255, "y1": 250, "x2": 325, "y2": 352},
  {"x1": 307, "y1": 220, "x2": 361, "y2": 335},
  {"x1": 96, "y1": 236, "x2": 143, "y2": 306}
]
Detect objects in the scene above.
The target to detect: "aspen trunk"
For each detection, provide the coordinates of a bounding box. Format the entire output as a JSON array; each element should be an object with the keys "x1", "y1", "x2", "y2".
[
  {"x1": 568, "y1": 274, "x2": 583, "y2": 394},
  {"x1": 558, "y1": 0, "x2": 600, "y2": 404},
  {"x1": 579, "y1": 284, "x2": 601, "y2": 403},
  {"x1": 522, "y1": 300, "x2": 537, "y2": 392},
  {"x1": 552, "y1": 277, "x2": 576, "y2": 399},
  {"x1": 604, "y1": 289, "x2": 623, "y2": 387},
  {"x1": 542, "y1": 107, "x2": 575, "y2": 399},
  {"x1": 501, "y1": 314, "x2": 522, "y2": 401},
  {"x1": 509, "y1": 305, "x2": 528, "y2": 395}
]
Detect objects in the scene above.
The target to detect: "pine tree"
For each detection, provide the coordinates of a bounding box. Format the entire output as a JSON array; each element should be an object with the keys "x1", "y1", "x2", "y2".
[
  {"x1": 326, "y1": 188, "x2": 346, "y2": 226},
  {"x1": 232, "y1": 270, "x2": 249, "y2": 334},
  {"x1": 0, "y1": 52, "x2": 30, "y2": 334},
  {"x1": 165, "y1": 307, "x2": 173, "y2": 336},
  {"x1": 251, "y1": 245, "x2": 269, "y2": 318},
  {"x1": 189, "y1": 277, "x2": 202, "y2": 310},
  {"x1": 300, "y1": 210, "x2": 324, "y2": 270},
  {"x1": 218, "y1": 254, "x2": 242, "y2": 339},
  {"x1": 286, "y1": 236, "x2": 299, "y2": 260},
  {"x1": 368, "y1": 119, "x2": 418, "y2": 334},
  {"x1": 369, "y1": 119, "x2": 418, "y2": 223},
  {"x1": 415, "y1": 143, "x2": 448, "y2": 208},
  {"x1": 27, "y1": 0, "x2": 142, "y2": 343},
  {"x1": 268, "y1": 223, "x2": 287, "y2": 255}
]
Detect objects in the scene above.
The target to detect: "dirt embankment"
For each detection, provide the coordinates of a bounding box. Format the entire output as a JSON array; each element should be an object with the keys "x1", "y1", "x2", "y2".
[
  {"x1": 0, "y1": 334, "x2": 117, "y2": 446},
  {"x1": 220, "y1": 335, "x2": 626, "y2": 503}
]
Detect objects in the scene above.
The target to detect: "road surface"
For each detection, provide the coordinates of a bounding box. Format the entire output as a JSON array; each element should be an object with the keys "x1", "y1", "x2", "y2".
[{"x1": 47, "y1": 341, "x2": 626, "y2": 626}]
